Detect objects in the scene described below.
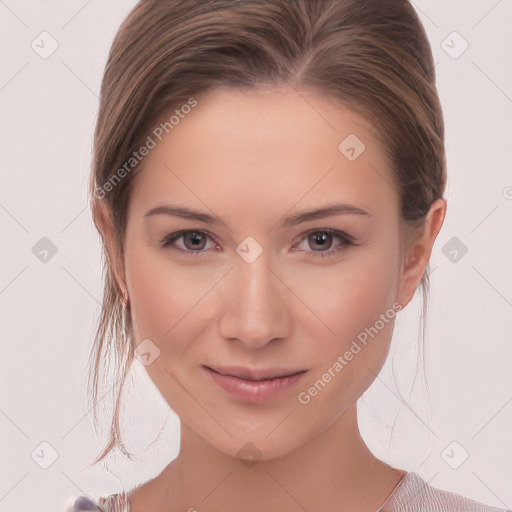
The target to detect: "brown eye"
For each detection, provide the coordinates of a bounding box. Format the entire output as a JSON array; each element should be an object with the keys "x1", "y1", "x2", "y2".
[
  {"x1": 307, "y1": 231, "x2": 334, "y2": 251},
  {"x1": 181, "y1": 231, "x2": 207, "y2": 251},
  {"x1": 161, "y1": 230, "x2": 217, "y2": 257},
  {"x1": 294, "y1": 229, "x2": 354, "y2": 259}
]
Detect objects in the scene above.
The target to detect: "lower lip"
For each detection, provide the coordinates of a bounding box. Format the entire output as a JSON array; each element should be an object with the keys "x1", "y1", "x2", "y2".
[{"x1": 203, "y1": 366, "x2": 306, "y2": 404}]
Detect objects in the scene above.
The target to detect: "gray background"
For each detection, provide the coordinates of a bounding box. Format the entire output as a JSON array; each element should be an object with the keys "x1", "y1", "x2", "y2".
[{"x1": 1, "y1": 1, "x2": 511, "y2": 510}]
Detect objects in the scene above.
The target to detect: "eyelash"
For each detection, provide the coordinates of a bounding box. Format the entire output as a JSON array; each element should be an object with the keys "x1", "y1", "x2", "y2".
[{"x1": 160, "y1": 229, "x2": 355, "y2": 259}]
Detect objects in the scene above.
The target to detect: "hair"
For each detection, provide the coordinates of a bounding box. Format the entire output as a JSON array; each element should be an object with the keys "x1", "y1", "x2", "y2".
[{"x1": 87, "y1": 0, "x2": 446, "y2": 464}]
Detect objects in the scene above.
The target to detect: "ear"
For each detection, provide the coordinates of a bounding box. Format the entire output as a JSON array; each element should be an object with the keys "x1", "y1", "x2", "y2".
[
  {"x1": 92, "y1": 198, "x2": 128, "y2": 302},
  {"x1": 397, "y1": 198, "x2": 447, "y2": 309}
]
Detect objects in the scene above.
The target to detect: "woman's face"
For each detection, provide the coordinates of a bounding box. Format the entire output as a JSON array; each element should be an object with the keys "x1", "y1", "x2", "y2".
[{"x1": 122, "y1": 87, "x2": 411, "y2": 460}]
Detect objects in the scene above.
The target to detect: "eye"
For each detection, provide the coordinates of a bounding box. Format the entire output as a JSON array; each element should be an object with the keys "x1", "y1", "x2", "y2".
[
  {"x1": 292, "y1": 229, "x2": 354, "y2": 258},
  {"x1": 160, "y1": 228, "x2": 355, "y2": 259},
  {"x1": 160, "y1": 230, "x2": 219, "y2": 257}
]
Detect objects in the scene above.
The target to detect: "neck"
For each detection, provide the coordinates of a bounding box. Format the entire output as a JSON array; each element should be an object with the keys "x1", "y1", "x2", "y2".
[{"x1": 144, "y1": 404, "x2": 406, "y2": 512}]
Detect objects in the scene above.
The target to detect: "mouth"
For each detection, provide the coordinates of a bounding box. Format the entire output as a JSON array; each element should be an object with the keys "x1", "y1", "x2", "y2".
[
  {"x1": 203, "y1": 365, "x2": 307, "y2": 381},
  {"x1": 202, "y1": 365, "x2": 308, "y2": 403}
]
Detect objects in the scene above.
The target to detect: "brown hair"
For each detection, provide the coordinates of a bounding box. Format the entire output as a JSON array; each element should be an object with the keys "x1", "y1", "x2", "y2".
[{"x1": 88, "y1": 0, "x2": 446, "y2": 464}]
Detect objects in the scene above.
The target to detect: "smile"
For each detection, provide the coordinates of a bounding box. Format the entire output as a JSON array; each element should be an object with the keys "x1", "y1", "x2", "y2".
[{"x1": 202, "y1": 365, "x2": 308, "y2": 403}]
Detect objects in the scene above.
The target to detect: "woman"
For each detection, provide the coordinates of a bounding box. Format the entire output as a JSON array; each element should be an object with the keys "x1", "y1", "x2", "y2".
[{"x1": 70, "y1": 0, "x2": 511, "y2": 511}]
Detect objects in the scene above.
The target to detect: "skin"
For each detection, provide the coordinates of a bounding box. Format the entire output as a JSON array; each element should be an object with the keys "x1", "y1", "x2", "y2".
[{"x1": 98, "y1": 86, "x2": 446, "y2": 511}]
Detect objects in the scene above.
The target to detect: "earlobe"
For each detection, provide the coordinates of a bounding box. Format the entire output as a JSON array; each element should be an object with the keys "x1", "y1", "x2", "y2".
[{"x1": 397, "y1": 198, "x2": 447, "y2": 309}]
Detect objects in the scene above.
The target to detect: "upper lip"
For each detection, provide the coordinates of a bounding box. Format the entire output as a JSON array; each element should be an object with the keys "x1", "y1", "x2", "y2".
[{"x1": 204, "y1": 365, "x2": 307, "y2": 381}]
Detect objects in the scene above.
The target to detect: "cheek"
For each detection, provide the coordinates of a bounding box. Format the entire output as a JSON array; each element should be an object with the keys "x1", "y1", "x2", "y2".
[
  {"x1": 125, "y1": 244, "x2": 205, "y2": 351},
  {"x1": 290, "y1": 239, "x2": 401, "y2": 346},
  {"x1": 292, "y1": 244, "x2": 401, "y2": 415}
]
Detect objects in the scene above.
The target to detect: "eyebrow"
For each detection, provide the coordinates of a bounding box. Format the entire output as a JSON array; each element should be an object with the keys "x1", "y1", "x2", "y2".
[{"x1": 144, "y1": 203, "x2": 371, "y2": 229}]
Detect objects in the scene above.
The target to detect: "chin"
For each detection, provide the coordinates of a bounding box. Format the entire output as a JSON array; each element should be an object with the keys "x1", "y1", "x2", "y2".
[{"x1": 193, "y1": 418, "x2": 312, "y2": 464}]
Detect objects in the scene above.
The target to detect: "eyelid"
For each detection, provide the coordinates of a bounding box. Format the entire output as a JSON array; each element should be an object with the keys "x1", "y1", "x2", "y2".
[
  {"x1": 291, "y1": 228, "x2": 355, "y2": 256},
  {"x1": 160, "y1": 228, "x2": 355, "y2": 257},
  {"x1": 298, "y1": 228, "x2": 355, "y2": 244},
  {"x1": 160, "y1": 229, "x2": 219, "y2": 254}
]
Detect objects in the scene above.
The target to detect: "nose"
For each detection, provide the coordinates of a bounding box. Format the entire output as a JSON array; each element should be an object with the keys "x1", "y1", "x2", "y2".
[{"x1": 218, "y1": 250, "x2": 291, "y2": 349}]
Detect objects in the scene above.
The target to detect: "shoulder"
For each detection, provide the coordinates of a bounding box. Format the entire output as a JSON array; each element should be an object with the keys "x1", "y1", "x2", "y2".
[{"x1": 380, "y1": 472, "x2": 511, "y2": 512}]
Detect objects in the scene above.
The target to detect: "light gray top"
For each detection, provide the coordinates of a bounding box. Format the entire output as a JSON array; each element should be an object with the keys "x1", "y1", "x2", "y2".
[
  {"x1": 71, "y1": 471, "x2": 511, "y2": 512},
  {"x1": 378, "y1": 472, "x2": 511, "y2": 512}
]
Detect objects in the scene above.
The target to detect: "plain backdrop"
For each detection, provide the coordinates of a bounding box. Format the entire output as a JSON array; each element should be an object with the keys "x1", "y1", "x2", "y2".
[{"x1": 1, "y1": 1, "x2": 511, "y2": 511}]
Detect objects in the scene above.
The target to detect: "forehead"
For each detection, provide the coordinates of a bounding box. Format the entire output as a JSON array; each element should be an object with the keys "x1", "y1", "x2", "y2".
[{"x1": 129, "y1": 87, "x2": 400, "y2": 222}]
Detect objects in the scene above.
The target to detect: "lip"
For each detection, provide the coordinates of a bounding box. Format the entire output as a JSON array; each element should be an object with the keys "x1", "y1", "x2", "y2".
[
  {"x1": 205, "y1": 365, "x2": 306, "y2": 381},
  {"x1": 203, "y1": 365, "x2": 307, "y2": 403}
]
